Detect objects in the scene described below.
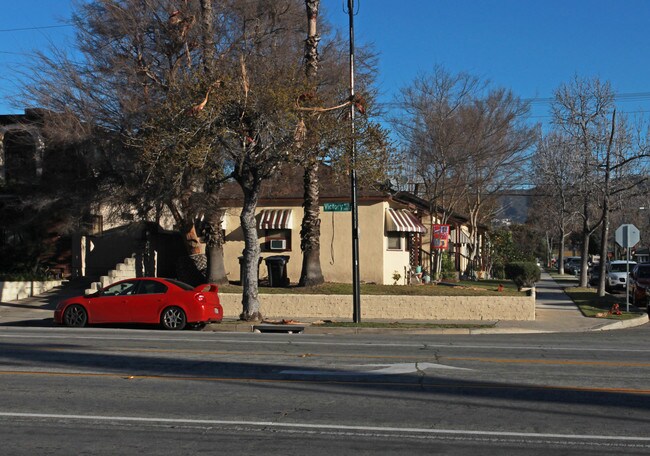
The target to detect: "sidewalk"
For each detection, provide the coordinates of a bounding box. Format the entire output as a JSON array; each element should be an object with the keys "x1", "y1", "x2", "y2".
[{"x1": 0, "y1": 272, "x2": 648, "y2": 334}]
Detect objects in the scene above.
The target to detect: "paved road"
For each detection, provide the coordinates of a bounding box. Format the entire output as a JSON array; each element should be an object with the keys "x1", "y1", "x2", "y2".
[{"x1": 1, "y1": 326, "x2": 649, "y2": 455}]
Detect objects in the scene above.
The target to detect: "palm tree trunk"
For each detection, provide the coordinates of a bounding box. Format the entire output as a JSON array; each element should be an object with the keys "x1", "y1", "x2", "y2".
[
  {"x1": 298, "y1": 0, "x2": 325, "y2": 287},
  {"x1": 299, "y1": 160, "x2": 324, "y2": 285},
  {"x1": 204, "y1": 210, "x2": 228, "y2": 284}
]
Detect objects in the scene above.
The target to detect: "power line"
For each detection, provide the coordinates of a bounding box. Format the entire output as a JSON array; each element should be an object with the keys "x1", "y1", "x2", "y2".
[{"x1": 0, "y1": 24, "x2": 72, "y2": 33}]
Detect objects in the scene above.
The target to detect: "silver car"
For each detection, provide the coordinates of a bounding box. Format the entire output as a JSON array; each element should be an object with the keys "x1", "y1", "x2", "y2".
[{"x1": 606, "y1": 260, "x2": 637, "y2": 291}]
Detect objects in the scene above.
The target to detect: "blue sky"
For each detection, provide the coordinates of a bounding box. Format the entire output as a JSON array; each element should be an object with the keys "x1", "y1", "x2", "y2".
[{"x1": 3, "y1": 0, "x2": 650, "y2": 126}]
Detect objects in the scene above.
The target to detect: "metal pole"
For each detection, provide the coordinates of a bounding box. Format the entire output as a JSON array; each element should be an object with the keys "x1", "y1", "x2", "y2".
[
  {"x1": 626, "y1": 246, "x2": 630, "y2": 312},
  {"x1": 347, "y1": 0, "x2": 361, "y2": 322}
]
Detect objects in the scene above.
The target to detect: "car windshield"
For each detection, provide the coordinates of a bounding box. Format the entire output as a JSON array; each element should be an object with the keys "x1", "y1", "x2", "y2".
[
  {"x1": 165, "y1": 279, "x2": 194, "y2": 291},
  {"x1": 610, "y1": 263, "x2": 634, "y2": 273}
]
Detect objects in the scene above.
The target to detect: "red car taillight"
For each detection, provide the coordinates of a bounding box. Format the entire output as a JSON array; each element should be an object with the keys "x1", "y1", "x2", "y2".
[{"x1": 195, "y1": 293, "x2": 206, "y2": 303}]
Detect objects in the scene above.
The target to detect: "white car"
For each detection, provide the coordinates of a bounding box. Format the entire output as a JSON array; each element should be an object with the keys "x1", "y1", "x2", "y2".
[{"x1": 606, "y1": 260, "x2": 637, "y2": 291}]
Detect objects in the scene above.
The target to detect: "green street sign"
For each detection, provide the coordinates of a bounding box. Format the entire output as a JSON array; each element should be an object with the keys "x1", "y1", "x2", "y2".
[{"x1": 324, "y1": 202, "x2": 351, "y2": 212}]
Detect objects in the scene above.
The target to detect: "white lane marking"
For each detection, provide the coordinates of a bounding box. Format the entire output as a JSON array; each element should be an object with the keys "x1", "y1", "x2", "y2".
[
  {"x1": 280, "y1": 362, "x2": 472, "y2": 376},
  {"x1": 1, "y1": 412, "x2": 649, "y2": 443},
  {"x1": 1, "y1": 331, "x2": 649, "y2": 354}
]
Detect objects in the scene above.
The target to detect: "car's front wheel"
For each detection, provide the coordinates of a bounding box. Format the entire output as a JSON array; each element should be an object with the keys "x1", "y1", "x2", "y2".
[
  {"x1": 161, "y1": 306, "x2": 186, "y2": 330},
  {"x1": 63, "y1": 304, "x2": 88, "y2": 327}
]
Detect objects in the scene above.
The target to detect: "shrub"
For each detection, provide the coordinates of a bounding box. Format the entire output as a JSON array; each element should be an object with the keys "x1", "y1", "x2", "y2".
[
  {"x1": 441, "y1": 252, "x2": 456, "y2": 280},
  {"x1": 504, "y1": 262, "x2": 541, "y2": 290}
]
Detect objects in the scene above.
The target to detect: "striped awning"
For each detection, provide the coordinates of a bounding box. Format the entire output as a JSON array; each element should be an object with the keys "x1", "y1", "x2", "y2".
[
  {"x1": 385, "y1": 208, "x2": 427, "y2": 233},
  {"x1": 451, "y1": 229, "x2": 471, "y2": 244},
  {"x1": 258, "y1": 209, "x2": 293, "y2": 230}
]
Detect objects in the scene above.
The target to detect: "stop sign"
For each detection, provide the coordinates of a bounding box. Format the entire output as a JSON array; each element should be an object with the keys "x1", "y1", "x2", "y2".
[{"x1": 615, "y1": 224, "x2": 640, "y2": 248}]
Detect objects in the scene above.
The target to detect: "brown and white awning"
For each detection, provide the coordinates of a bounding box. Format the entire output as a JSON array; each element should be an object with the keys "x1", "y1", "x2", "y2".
[
  {"x1": 258, "y1": 209, "x2": 293, "y2": 230},
  {"x1": 385, "y1": 208, "x2": 427, "y2": 233},
  {"x1": 450, "y1": 229, "x2": 471, "y2": 244}
]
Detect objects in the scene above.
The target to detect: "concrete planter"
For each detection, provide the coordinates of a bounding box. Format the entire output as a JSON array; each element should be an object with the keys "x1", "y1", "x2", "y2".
[
  {"x1": 0, "y1": 280, "x2": 63, "y2": 302},
  {"x1": 219, "y1": 293, "x2": 535, "y2": 321}
]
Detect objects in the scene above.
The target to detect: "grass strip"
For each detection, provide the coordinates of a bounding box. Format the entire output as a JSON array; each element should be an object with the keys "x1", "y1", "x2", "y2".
[
  {"x1": 563, "y1": 287, "x2": 644, "y2": 320},
  {"x1": 218, "y1": 280, "x2": 523, "y2": 296}
]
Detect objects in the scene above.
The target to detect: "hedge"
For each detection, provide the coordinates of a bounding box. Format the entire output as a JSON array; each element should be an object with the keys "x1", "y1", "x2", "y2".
[{"x1": 505, "y1": 262, "x2": 541, "y2": 290}]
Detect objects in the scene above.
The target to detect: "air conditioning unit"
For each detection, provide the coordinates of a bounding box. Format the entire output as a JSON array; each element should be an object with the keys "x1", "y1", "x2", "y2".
[{"x1": 269, "y1": 239, "x2": 287, "y2": 250}]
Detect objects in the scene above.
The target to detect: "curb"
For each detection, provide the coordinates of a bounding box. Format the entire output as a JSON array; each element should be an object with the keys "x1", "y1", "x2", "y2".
[{"x1": 591, "y1": 313, "x2": 649, "y2": 331}]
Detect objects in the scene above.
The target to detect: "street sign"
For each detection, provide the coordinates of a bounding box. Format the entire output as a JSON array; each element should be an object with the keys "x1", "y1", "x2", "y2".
[
  {"x1": 615, "y1": 224, "x2": 640, "y2": 248},
  {"x1": 615, "y1": 224, "x2": 640, "y2": 313},
  {"x1": 324, "y1": 202, "x2": 351, "y2": 212}
]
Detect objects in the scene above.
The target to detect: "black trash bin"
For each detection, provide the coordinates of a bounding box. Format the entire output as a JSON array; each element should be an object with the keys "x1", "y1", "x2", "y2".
[
  {"x1": 264, "y1": 255, "x2": 290, "y2": 287},
  {"x1": 238, "y1": 256, "x2": 262, "y2": 287}
]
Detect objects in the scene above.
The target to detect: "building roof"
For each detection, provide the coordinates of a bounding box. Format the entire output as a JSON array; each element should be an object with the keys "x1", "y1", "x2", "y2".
[{"x1": 219, "y1": 163, "x2": 390, "y2": 206}]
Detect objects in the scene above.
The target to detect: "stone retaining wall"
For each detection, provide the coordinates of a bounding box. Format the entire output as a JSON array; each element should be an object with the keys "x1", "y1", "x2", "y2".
[
  {"x1": 219, "y1": 292, "x2": 535, "y2": 321},
  {"x1": 0, "y1": 280, "x2": 63, "y2": 302}
]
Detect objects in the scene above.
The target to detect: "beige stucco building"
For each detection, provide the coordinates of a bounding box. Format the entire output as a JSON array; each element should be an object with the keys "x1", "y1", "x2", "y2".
[
  {"x1": 221, "y1": 200, "x2": 426, "y2": 286},
  {"x1": 219, "y1": 165, "x2": 429, "y2": 286}
]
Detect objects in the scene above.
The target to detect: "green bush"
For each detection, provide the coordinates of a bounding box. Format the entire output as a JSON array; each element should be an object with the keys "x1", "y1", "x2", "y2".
[
  {"x1": 491, "y1": 262, "x2": 506, "y2": 280},
  {"x1": 504, "y1": 262, "x2": 541, "y2": 290},
  {"x1": 441, "y1": 252, "x2": 456, "y2": 280}
]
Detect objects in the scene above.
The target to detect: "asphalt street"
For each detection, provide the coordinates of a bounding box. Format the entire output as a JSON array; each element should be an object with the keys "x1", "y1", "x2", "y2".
[{"x1": 1, "y1": 325, "x2": 649, "y2": 455}]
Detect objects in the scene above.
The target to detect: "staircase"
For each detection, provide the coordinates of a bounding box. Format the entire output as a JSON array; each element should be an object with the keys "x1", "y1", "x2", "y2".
[{"x1": 85, "y1": 257, "x2": 137, "y2": 295}]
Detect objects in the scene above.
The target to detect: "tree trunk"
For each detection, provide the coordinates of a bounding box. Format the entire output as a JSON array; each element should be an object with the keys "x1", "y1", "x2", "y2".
[
  {"x1": 239, "y1": 187, "x2": 262, "y2": 321},
  {"x1": 204, "y1": 210, "x2": 228, "y2": 285},
  {"x1": 579, "y1": 225, "x2": 590, "y2": 287},
  {"x1": 298, "y1": 0, "x2": 325, "y2": 287},
  {"x1": 299, "y1": 160, "x2": 324, "y2": 286},
  {"x1": 200, "y1": 0, "x2": 216, "y2": 74},
  {"x1": 558, "y1": 227, "x2": 566, "y2": 274},
  {"x1": 183, "y1": 224, "x2": 202, "y2": 255},
  {"x1": 597, "y1": 214, "x2": 609, "y2": 296}
]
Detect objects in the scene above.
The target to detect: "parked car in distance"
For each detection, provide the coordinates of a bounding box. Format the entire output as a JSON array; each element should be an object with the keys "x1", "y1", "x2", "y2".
[
  {"x1": 564, "y1": 257, "x2": 582, "y2": 275},
  {"x1": 629, "y1": 263, "x2": 650, "y2": 306},
  {"x1": 588, "y1": 263, "x2": 601, "y2": 286},
  {"x1": 54, "y1": 277, "x2": 223, "y2": 330},
  {"x1": 606, "y1": 260, "x2": 637, "y2": 292}
]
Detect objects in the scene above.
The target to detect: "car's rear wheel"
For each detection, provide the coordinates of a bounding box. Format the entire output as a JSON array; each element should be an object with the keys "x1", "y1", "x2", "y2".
[
  {"x1": 161, "y1": 306, "x2": 186, "y2": 330},
  {"x1": 63, "y1": 305, "x2": 88, "y2": 327}
]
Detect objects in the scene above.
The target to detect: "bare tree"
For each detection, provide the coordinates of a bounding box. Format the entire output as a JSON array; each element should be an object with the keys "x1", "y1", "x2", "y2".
[
  {"x1": 551, "y1": 76, "x2": 615, "y2": 287},
  {"x1": 459, "y1": 88, "x2": 536, "y2": 273},
  {"x1": 532, "y1": 131, "x2": 580, "y2": 274},
  {"x1": 393, "y1": 67, "x2": 484, "y2": 277}
]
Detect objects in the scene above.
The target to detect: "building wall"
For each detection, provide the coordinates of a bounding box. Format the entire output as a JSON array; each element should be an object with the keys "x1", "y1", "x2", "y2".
[{"x1": 223, "y1": 201, "x2": 403, "y2": 285}]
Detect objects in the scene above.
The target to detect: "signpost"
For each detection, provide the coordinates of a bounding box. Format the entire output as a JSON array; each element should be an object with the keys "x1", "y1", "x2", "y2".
[{"x1": 615, "y1": 224, "x2": 640, "y2": 311}]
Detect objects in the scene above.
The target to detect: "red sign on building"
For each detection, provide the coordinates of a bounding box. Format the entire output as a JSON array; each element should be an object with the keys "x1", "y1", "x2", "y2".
[{"x1": 432, "y1": 224, "x2": 450, "y2": 249}]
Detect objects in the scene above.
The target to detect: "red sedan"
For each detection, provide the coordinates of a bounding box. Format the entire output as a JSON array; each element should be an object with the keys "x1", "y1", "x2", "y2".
[{"x1": 54, "y1": 278, "x2": 223, "y2": 330}]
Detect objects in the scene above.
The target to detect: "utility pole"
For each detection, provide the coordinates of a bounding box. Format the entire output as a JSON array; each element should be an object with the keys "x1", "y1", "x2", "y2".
[{"x1": 347, "y1": 0, "x2": 361, "y2": 322}]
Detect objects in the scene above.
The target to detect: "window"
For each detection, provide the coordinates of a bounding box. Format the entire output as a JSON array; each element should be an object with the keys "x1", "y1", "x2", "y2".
[
  {"x1": 102, "y1": 281, "x2": 137, "y2": 296},
  {"x1": 387, "y1": 233, "x2": 402, "y2": 250},
  {"x1": 137, "y1": 280, "x2": 168, "y2": 295}
]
